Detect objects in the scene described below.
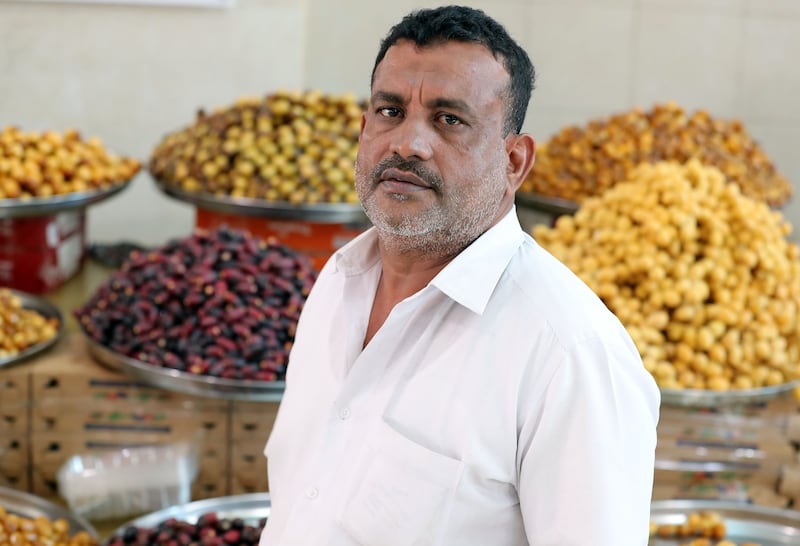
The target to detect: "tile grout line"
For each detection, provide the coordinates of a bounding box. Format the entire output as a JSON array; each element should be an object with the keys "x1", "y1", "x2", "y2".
[
  {"x1": 629, "y1": 0, "x2": 643, "y2": 108},
  {"x1": 734, "y1": 0, "x2": 747, "y2": 119}
]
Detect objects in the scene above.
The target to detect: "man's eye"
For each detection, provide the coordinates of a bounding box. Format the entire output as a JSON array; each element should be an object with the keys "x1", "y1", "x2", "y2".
[
  {"x1": 438, "y1": 114, "x2": 462, "y2": 126},
  {"x1": 378, "y1": 107, "x2": 401, "y2": 118}
]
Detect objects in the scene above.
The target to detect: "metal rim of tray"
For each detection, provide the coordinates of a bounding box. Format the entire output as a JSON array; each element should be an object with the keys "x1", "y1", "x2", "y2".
[
  {"x1": 153, "y1": 177, "x2": 369, "y2": 224},
  {"x1": 106, "y1": 496, "x2": 800, "y2": 544},
  {"x1": 0, "y1": 289, "x2": 64, "y2": 369},
  {"x1": 514, "y1": 190, "x2": 579, "y2": 216},
  {"x1": 660, "y1": 379, "x2": 800, "y2": 408},
  {"x1": 83, "y1": 334, "x2": 286, "y2": 402},
  {"x1": 649, "y1": 499, "x2": 800, "y2": 545},
  {"x1": 0, "y1": 181, "x2": 132, "y2": 218},
  {"x1": 0, "y1": 485, "x2": 99, "y2": 538},
  {"x1": 105, "y1": 493, "x2": 271, "y2": 540}
]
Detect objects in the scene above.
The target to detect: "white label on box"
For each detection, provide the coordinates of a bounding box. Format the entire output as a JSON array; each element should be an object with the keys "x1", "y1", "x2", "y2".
[
  {"x1": 267, "y1": 221, "x2": 313, "y2": 237},
  {"x1": 0, "y1": 260, "x2": 12, "y2": 282},
  {"x1": 37, "y1": 256, "x2": 63, "y2": 286},
  {"x1": 46, "y1": 222, "x2": 60, "y2": 248},
  {"x1": 0, "y1": 220, "x2": 13, "y2": 239},
  {"x1": 57, "y1": 232, "x2": 83, "y2": 277},
  {"x1": 56, "y1": 211, "x2": 82, "y2": 240}
]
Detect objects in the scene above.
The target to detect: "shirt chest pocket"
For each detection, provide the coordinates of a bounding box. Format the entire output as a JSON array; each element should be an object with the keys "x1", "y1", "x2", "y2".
[{"x1": 338, "y1": 420, "x2": 464, "y2": 546}]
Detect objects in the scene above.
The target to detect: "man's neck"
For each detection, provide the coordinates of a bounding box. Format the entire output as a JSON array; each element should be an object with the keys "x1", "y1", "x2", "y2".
[
  {"x1": 376, "y1": 243, "x2": 457, "y2": 300},
  {"x1": 362, "y1": 241, "x2": 459, "y2": 348}
]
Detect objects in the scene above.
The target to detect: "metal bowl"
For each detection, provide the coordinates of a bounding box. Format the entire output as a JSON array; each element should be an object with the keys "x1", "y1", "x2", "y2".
[
  {"x1": 154, "y1": 177, "x2": 368, "y2": 224},
  {"x1": 0, "y1": 181, "x2": 132, "y2": 219},
  {"x1": 514, "y1": 190, "x2": 579, "y2": 216},
  {"x1": 83, "y1": 335, "x2": 285, "y2": 402},
  {"x1": 0, "y1": 289, "x2": 64, "y2": 370},
  {"x1": 0, "y1": 486, "x2": 98, "y2": 538},
  {"x1": 105, "y1": 495, "x2": 800, "y2": 545},
  {"x1": 105, "y1": 493, "x2": 270, "y2": 542},
  {"x1": 649, "y1": 499, "x2": 800, "y2": 545},
  {"x1": 660, "y1": 380, "x2": 800, "y2": 408}
]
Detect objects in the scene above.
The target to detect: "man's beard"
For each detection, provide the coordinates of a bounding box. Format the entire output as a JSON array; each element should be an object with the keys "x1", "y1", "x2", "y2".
[{"x1": 355, "y1": 156, "x2": 507, "y2": 256}]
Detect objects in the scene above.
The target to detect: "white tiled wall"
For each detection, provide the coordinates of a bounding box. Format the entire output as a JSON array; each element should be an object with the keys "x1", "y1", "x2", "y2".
[
  {"x1": 1, "y1": 0, "x2": 798, "y2": 243},
  {"x1": 0, "y1": 0, "x2": 307, "y2": 245},
  {"x1": 633, "y1": 8, "x2": 743, "y2": 117}
]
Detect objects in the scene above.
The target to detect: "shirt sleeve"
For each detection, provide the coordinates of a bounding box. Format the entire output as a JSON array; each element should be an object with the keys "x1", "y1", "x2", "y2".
[{"x1": 517, "y1": 331, "x2": 660, "y2": 545}]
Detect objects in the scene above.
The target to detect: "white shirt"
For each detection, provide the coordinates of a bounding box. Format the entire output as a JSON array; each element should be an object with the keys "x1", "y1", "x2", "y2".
[{"x1": 261, "y1": 208, "x2": 660, "y2": 546}]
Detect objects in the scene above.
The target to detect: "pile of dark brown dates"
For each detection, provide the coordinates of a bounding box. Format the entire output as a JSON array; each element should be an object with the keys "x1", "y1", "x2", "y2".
[
  {"x1": 75, "y1": 227, "x2": 317, "y2": 382},
  {"x1": 105, "y1": 512, "x2": 265, "y2": 546}
]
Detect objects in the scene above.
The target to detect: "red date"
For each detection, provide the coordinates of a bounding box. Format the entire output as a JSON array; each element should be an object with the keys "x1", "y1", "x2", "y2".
[{"x1": 75, "y1": 227, "x2": 317, "y2": 382}]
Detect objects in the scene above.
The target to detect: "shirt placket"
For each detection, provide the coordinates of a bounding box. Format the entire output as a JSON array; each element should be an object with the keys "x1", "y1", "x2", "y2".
[{"x1": 277, "y1": 280, "x2": 420, "y2": 544}]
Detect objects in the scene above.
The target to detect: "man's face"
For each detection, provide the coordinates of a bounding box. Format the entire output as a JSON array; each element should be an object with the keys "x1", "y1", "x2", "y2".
[{"x1": 356, "y1": 40, "x2": 516, "y2": 254}]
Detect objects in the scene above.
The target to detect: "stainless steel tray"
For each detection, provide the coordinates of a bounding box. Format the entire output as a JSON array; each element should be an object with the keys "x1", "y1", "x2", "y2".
[
  {"x1": 84, "y1": 335, "x2": 286, "y2": 402},
  {"x1": 0, "y1": 181, "x2": 131, "y2": 218},
  {"x1": 154, "y1": 177, "x2": 369, "y2": 224},
  {"x1": 0, "y1": 289, "x2": 63, "y2": 370},
  {"x1": 515, "y1": 190, "x2": 579, "y2": 216},
  {"x1": 649, "y1": 500, "x2": 800, "y2": 545},
  {"x1": 106, "y1": 493, "x2": 270, "y2": 539},
  {"x1": 660, "y1": 380, "x2": 800, "y2": 408},
  {"x1": 0, "y1": 486, "x2": 98, "y2": 538}
]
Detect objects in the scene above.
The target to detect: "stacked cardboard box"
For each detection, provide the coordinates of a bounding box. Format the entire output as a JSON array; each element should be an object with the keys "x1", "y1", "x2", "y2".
[
  {"x1": 654, "y1": 397, "x2": 800, "y2": 508},
  {"x1": 0, "y1": 335, "x2": 278, "y2": 505},
  {"x1": 230, "y1": 401, "x2": 279, "y2": 495}
]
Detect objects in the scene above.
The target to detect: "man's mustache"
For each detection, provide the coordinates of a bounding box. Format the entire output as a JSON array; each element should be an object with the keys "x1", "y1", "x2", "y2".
[{"x1": 370, "y1": 157, "x2": 443, "y2": 194}]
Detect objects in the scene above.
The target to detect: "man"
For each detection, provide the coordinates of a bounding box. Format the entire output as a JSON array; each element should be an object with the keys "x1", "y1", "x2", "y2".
[{"x1": 261, "y1": 5, "x2": 659, "y2": 545}]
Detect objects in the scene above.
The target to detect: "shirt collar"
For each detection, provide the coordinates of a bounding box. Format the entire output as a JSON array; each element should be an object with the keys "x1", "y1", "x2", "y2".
[
  {"x1": 430, "y1": 207, "x2": 524, "y2": 315},
  {"x1": 334, "y1": 228, "x2": 381, "y2": 276},
  {"x1": 334, "y1": 207, "x2": 525, "y2": 314}
]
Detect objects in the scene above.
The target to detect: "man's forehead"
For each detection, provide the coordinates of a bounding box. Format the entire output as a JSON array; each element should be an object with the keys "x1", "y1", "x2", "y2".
[{"x1": 373, "y1": 40, "x2": 509, "y2": 97}]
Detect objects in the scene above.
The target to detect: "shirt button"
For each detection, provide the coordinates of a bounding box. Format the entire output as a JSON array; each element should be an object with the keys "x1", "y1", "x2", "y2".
[
  {"x1": 338, "y1": 407, "x2": 351, "y2": 420},
  {"x1": 306, "y1": 487, "x2": 319, "y2": 499}
]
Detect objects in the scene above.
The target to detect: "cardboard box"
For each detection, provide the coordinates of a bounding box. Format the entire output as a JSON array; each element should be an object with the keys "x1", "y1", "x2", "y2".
[
  {"x1": 0, "y1": 371, "x2": 28, "y2": 405},
  {"x1": 231, "y1": 401, "x2": 279, "y2": 443},
  {"x1": 652, "y1": 482, "x2": 790, "y2": 508},
  {"x1": 0, "y1": 435, "x2": 29, "y2": 492},
  {"x1": 229, "y1": 401, "x2": 276, "y2": 495},
  {"x1": 230, "y1": 439, "x2": 269, "y2": 495},
  {"x1": 0, "y1": 335, "x2": 236, "y2": 502}
]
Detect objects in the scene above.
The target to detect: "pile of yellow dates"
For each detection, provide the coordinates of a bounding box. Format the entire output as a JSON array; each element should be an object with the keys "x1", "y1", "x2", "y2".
[
  {"x1": 150, "y1": 90, "x2": 366, "y2": 205},
  {"x1": 533, "y1": 159, "x2": 800, "y2": 392},
  {"x1": 520, "y1": 102, "x2": 791, "y2": 207},
  {"x1": 0, "y1": 506, "x2": 96, "y2": 546},
  {"x1": 0, "y1": 288, "x2": 59, "y2": 358},
  {"x1": 650, "y1": 511, "x2": 760, "y2": 546},
  {"x1": 0, "y1": 127, "x2": 141, "y2": 200}
]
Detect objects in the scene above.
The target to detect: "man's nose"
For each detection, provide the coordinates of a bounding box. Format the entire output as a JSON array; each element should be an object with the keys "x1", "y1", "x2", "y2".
[{"x1": 389, "y1": 119, "x2": 434, "y2": 161}]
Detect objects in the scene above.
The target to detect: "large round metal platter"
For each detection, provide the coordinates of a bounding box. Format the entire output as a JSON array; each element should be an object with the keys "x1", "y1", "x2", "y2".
[
  {"x1": 0, "y1": 289, "x2": 63, "y2": 370},
  {"x1": 515, "y1": 190, "x2": 579, "y2": 216},
  {"x1": 660, "y1": 380, "x2": 800, "y2": 408},
  {"x1": 0, "y1": 485, "x2": 98, "y2": 538},
  {"x1": 83, "y1": 335, "x2": 285, "y2": 402},
  {"x1": 0, "y1": 181, "x2": 132, "y2": 219},
  {"x1": 649, "y1": 499, "x2": 800, "y2": 545},
  {"x1": 105, "y1": 493, "x2": 270, "y2": 542},
  {"x1": 154, "y1": 177, "x2": 368, "y2": 224}
]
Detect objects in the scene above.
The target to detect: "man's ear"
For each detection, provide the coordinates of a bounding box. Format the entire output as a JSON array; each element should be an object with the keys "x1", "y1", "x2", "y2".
[{"x1": 506, "y1": 133, "x2": 536, "y2": 192}]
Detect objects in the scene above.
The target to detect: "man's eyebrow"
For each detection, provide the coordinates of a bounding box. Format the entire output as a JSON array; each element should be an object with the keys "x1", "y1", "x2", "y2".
[
  {"x1": 371, "y1": 91, "x2": 405, "y2": 105},
  {"x1": 428, "y1": 97, "x2": 473, "y2": 116},
  {"x1": 370, "y1": 92, "x2": 474, "y2": 116}
]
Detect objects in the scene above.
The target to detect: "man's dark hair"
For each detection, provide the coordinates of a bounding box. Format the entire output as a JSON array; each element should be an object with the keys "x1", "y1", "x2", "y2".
[{"x1": 371, "y1": 5, "x2": 535, "y2": 135}]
